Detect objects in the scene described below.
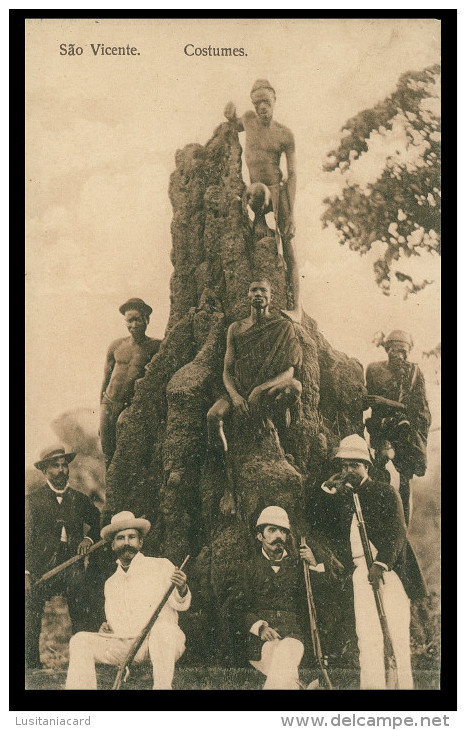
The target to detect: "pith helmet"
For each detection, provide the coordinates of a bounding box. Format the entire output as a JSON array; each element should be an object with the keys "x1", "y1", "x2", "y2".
[
  {"x1": 34, "y1": 446, "x2": 76, "y2": 470},
  {"x1": 335, "y1": 435, "x2": 372, "y2": 465},
  {"x1": 100, "y1": 511, "x2": 151, "y2": 541},
  {"x1": 384, "y1": 330, "x2": 413, "y2": 349},
  {"x1": 256, "y1": 506, "x2": 290, "y2": 531}
]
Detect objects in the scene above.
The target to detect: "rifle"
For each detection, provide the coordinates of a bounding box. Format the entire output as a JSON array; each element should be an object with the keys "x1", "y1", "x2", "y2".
[
  {"x1": 352, "y1": 492, "x2": 399, "y2": 689},
  {"x1": 33, "y1": 539, "x2": 105, "y2": 587},
  {"x1": 300, "y1": 537, "x2": 333, "y2": 690},
  {"x1": 112, "y1": 554, "x2": 190, "y2": 690}
]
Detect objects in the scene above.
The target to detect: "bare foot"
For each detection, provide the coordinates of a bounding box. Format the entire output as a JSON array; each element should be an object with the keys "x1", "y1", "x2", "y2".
[{"x1": 220, "y1": 491, "x2": 236, "y2": 516}]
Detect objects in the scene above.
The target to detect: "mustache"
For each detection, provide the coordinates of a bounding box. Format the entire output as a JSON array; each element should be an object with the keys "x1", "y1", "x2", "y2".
[
  {"x1": 115, "y1": 545, "x2": 138, "y2": 555},
  {"x1": 271, "y1": 538, "x2": 285, "y2": 545}
]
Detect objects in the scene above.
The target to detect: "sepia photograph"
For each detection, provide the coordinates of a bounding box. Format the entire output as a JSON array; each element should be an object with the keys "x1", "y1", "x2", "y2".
[{"x1": 24, "y1": 15, "x2": 442, "y2": 701}]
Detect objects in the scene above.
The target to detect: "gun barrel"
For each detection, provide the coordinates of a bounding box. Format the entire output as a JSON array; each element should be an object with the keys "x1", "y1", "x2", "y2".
[
  {"x1": 34, "y1": 539, "x2": 106, "y2": 587},
  {"x1": 300, "y1": 537, "x2": 333, "y2": 690},
  {"x1": 351, "y1": 494, "x2": 399, "y2": 689}
]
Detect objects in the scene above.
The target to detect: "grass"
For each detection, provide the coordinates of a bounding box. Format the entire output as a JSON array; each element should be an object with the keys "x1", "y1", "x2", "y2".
[{"x1": 28, "y1": 596, "x2": 439, "y2": 691}]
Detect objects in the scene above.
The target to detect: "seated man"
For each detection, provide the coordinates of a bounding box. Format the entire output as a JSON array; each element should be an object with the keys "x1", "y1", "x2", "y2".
[
  {"x1": 237, "y1": 506, "x2": 326, "y2": 690},
  {"x1": 207, "y1": 279, "x2": 302, "y2": 513},
  {"x1": 365, "y1": 330, "x2": 431, "y2": 524},
  {"x1": 66, "y1": 511, "x2": 190, "y2": 690}
]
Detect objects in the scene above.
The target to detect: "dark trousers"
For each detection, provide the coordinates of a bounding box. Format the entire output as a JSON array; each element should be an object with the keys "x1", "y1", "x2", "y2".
[{"x1": 25, "y1": 553, "x2": 104, "y2": 668}]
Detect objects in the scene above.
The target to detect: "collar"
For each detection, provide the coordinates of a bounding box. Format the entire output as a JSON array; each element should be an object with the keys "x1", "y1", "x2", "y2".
[
  {"x1": 262, "y1": 547, "x2": 288, "y2": 563},
  {"x1": 116, "y1": 549, "x2": 144, "y2": 572},
  {"x1": 47, "y1": 481, "x2": 69, "y2": 495}
]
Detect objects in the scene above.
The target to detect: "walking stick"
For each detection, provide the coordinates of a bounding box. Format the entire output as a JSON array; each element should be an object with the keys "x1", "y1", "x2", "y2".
[
  {"x1": 112, "y1": 555, "x2": 190, "y2": 690},
  {"x1": 300, "y1": 537, "x2": 333, "y2": 690},
  {"x1": 33, "y1": 539, "x2": 106, "y2": 587},
  {"x1": 352, "y1": 492, "x2": 399, "y2": 689}
]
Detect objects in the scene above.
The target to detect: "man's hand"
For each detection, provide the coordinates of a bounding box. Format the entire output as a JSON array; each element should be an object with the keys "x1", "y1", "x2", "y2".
[
  {"x1": 323, "y1": 473, "x2": 351, "y2": 496},
  {"x1": 365, "y1": 395, "x2": 405, "y2": 410},
  {"x1": 25, "y1": 573, "x2": 32, "y2": 595},
  {"x1": 299, "y1": 544, "x2": 317, "y2": 567},
  {"x1": 99, "y1": 621, "x2": 114, "y2": 634},
  {"x1": 171, "y1": 568, "x2": 188, "y2": 597},
  {"x1": 231, "y1": 393, "x2": 249, "y2": 416},
  {"x1": 260, "y1": 626, "x2": 281, "y2": 642},
  {"x1": 368, "y1": 563, "x2": 386, "y2": 586},
  {"x1": 77, "y1": 537, "x2": 93, "y2": 555},
  {"x1": 224, "y1": 101, "x2": 237, "y2": 121}
]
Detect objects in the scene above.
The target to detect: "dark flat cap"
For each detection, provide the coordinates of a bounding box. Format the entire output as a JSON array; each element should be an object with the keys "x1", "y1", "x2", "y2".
[
  {"x1": 119, "y1": 298, "x2": 153, "y2": 317},
  {"x1": 250, "y1": 79, "x2": 276, "y2": 98},
  {"x1": 34, "y1": 446, "x2": 76, "y2": 470}
]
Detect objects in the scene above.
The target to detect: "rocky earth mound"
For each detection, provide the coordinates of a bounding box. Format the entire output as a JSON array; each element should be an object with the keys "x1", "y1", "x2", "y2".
[{"x1": 103, "y1": 121, "x2": 366, "y2": 664}]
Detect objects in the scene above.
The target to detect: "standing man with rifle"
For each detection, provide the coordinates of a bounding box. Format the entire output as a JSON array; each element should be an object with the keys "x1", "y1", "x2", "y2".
[
  {"x1": 25, "y1": 446, "x2": 102, "y2": 669},
  {"x1": 309, "y1": 435, "x2": 426, "y2": 689},
  {"x1": 66, "y1": 511, "x2": 190, "y2": 689}
]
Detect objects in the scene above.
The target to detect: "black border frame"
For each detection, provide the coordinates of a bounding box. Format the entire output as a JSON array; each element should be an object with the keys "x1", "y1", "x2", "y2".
[{"x1": 13, "y1": 7, "x2": 456, "y2": 714}]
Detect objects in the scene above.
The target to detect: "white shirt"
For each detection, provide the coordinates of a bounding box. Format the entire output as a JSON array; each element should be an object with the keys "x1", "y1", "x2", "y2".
[
  {"x1": 47, "y1": 481, "x2": 69, "y2": 542},
  {"x1": 104, "y1": 552, "x2": 191, "y2": 638}
]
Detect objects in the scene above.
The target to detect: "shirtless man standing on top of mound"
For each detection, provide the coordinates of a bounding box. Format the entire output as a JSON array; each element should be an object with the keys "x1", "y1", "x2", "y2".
[{"x1": 224, "y1": 80, "x2": 301, "y2": 319}]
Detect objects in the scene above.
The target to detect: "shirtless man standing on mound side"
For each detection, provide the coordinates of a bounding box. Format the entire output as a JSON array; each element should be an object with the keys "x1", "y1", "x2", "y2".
[
  {"x1": 224, "y1": 79, "x2": 300, "y2": 320},
  {"x1": 100, "y1": 298, "x2": 161, "y2": 468}
]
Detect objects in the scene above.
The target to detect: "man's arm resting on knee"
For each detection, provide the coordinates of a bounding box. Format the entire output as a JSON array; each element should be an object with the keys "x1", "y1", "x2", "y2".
[{"x1": 248, "y1": 366, "x2": 295, "y2": 405}]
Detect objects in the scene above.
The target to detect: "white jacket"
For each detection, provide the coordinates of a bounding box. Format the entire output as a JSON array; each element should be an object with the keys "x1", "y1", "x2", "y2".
[{"x1": 104, "y1": 551, "x2": 191, "y2": 638}]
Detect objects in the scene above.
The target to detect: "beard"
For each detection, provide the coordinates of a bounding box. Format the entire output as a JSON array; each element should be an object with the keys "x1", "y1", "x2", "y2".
[{"x1": 50, "y1": 474, "x2": 68, "y2": 489}]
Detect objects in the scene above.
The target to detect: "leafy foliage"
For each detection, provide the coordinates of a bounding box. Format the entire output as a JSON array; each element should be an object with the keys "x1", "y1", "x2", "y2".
[{"x1": 322, "y1": 65, "x2": 440, "y2": 295}]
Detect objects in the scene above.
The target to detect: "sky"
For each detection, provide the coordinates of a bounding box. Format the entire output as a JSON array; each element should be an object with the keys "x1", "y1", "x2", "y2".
[{"x1": 25, "y1": 17, "x2": 441, "y2": 466}]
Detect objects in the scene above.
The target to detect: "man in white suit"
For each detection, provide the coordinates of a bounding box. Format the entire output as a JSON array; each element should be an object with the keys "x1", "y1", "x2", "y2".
[{"x1": 66, "y1": 511, "x2": 191, "y2": 689}]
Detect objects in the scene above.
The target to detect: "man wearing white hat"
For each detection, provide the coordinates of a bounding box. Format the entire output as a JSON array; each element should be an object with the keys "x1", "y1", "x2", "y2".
[
  {"x1": 66, "y1": 511, "x2": 190, "y2": 689},
  {"x1": 365, "y1": 329, "x2": 431, "y2": 524},
  {"x1": 224, "y1": 80, "x2": 300, "y2": 314},
  {"x1": 238, "y1": 505, "x2": 326, "y2": 689},
  {"x1": 26, "y1": 446, "x2": 101, "y2": 669},
  {"x1": 309, "y1": 435, "x2": 426, "y2": 689}
]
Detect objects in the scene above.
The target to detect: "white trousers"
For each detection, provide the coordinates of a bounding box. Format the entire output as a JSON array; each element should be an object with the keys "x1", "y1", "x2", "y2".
[
  {"x1": 251, "y1": 637, "x2": 304, "y2": 690},
  {"x1": 65, "y1": 622, "x2": 186, "y2": 689},
  {"x1": 352, "y1": 561, "x2": 413, "y2": 689}
]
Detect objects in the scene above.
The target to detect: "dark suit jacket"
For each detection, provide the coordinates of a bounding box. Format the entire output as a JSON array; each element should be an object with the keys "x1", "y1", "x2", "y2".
[
  {"x1": 308, "y1": 478, "x2": 426, "y2": 602},
  {"x1": 237, "y1": 552, "x2": 310, "y2": 660},
  {"x1": 25, "y1": 485, "x2": 101, "y2": 579}
]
